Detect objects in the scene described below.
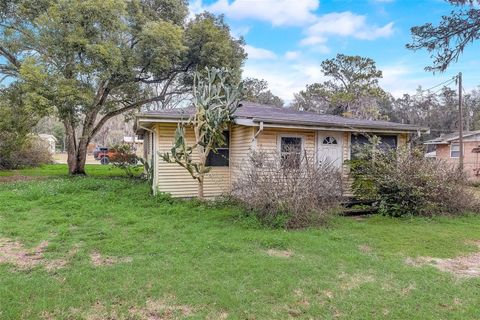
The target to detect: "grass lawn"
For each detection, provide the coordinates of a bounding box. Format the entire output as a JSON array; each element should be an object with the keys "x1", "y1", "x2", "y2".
[
  {"x1": 0, "y1": 165, "x2": 480, "y2": 319},
  {"x1": 0, "y1": 164, "x2": 140, "y2": 178}
]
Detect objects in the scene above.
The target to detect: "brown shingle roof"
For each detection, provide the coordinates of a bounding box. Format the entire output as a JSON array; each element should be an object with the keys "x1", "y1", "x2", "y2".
[
  {"x1": 138, "y1": 102, "x2": 427, "y2": 132},
  {"x1": 424, "y1": 130, "x2": 480, "y2": 144}
]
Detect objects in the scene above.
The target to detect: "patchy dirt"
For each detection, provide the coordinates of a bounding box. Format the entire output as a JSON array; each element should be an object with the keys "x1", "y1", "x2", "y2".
[
  {"x1": 0, "y1": 175, "x2": 46, "y2": 184},
  {"x1": 90, "y1": 250, "x2": 132, "y2": 267},
  {"x1": 0, "y1": 238, "x2": 48, "y2": 270},
  {"x1": 338, "y1": 272, "x2": 375, "y2": 290},
  {"x1": 265, "y1": 249, "x2": 293, "y2": 258},
  {"x1": 0, "y1": 237, "x2": 79, "y2": 272},
  {"x1": 129, "y1": 298, "x2": 194, "y2": 320},
  {"x1": 405, "y1": 241, "x2": 480, "y2": 278},
  {"x1": 358, "y1": 244, "x2": 372, "y2": 254},
  {"x1": 400, "y1": 283, "x2": 416, "y2": 296}
]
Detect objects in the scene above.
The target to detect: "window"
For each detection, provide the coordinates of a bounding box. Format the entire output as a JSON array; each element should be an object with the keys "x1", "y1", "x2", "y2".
[
  {"x1": 323, "y1": 136, "x2": 338, "y2": 145},
  {"x1": 206, "y1": 131, "x2": 229, "y2": 167},
  {"x1": 350, "y1": 134, "x2": 398, "y2": 159},
  {"x1": 450, "y1": 143, "x2": 462, "y2": 158},
  {"x1": 280, "y1": 136, "x2": 303, "y2": 168}
]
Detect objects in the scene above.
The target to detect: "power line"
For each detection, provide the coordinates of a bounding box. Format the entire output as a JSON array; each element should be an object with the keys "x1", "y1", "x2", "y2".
[{"x1": 421, "y1": 76, "x2": 457, "y2": 93}]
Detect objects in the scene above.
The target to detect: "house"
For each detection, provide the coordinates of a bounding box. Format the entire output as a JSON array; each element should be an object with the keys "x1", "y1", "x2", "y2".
[
  {"x1": 123, "y1": 136, "x2": 144, "y2": 157},
  {"x1": 424, "y1": 130, "x2": 480, "y2": 178},
  {"x1": 135, "y1": 102, "x2": 427, "y2": 198},
  {"x1": 37, "y1": 134, "x2": 57, "y2": 154}
]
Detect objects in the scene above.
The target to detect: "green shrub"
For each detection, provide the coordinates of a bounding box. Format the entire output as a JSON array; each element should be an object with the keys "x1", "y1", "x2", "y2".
[
  {"x1": 349, "y1": 146, "x2": 478, "y2": 217},
  {"x1": 109, "y1": 144, "x2": 142, "y2": 178}
]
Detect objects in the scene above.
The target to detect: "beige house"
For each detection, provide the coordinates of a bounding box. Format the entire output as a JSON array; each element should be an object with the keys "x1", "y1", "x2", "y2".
[
  {"x1": 37, "y1": 134, "x2": 57, "y2": 154},
  {"x1": 135, "y1": 103, "x2": 426, "y2": 198},
  {"x1": 425, "y1": 130, "x2": 480, "y2": 179}
]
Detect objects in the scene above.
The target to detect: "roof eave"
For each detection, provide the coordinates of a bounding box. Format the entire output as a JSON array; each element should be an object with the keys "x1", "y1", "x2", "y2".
[{"x1": 250, "y1": 117, "x2": 427, "y2": 133}]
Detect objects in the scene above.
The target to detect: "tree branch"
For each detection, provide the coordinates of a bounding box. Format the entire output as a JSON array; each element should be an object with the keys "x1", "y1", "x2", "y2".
[{"x1": 90, "y1": 95, "x2": 166, "y2": 138}]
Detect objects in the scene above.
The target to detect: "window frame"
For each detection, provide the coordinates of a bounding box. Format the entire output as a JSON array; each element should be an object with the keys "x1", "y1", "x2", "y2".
[
  {"x1": 206, "y1": 131, "x2": 230, "y2": 167},
  {"x1": 450, "y1": 142, "x2": 463, "y2": 158},
  {"x1": 277, "y1": 134, "x2": 305, "y2": 167},
  {"x1": 350, "y1": 133, "x2": 398, "y2": 160}
]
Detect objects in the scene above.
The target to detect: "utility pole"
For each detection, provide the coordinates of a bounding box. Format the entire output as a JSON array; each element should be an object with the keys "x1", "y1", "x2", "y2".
[{"x1": 458, "y1": 72, "x2": 464, "y2": 171}]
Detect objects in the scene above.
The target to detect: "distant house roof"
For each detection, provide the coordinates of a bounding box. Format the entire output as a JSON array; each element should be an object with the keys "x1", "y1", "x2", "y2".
[
  {"x1": 136, "y1": 102, "x2": 428, "y2": 133},
  {"x1": 424, "y1": 130, "x2": 480, "y2": 145},
  {"x1": 38, "y1": 134, "x2": 57, "y2": 142},
  {"x1": 123, "y1": 136, "x2": 144, "y2": 143}
]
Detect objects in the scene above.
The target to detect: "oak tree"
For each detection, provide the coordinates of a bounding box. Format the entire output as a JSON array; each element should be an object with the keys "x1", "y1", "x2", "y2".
[
  {"x1": 407, "y1": 0, "x2": 480, "y2": 72},
  {"x1": 0, "y1": 0, "x2": 246, "y2": 174}
]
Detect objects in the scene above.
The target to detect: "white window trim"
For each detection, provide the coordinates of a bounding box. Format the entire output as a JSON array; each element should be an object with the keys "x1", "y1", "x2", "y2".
[
  {"x1": 450, "y1": 142, "x2": 464, "y2": 158},
  {"x1": 277, "y1": 134, "x2": 305, "y2": 155}
]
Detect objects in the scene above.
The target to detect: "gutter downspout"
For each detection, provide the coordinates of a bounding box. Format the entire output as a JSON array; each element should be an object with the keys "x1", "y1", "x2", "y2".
[
  {"x1": 252, "y1": 121, "x2": 264, "y2": 150},
  {"x1": 138, "y1": 123, "x2": 158, "y2": 195}
]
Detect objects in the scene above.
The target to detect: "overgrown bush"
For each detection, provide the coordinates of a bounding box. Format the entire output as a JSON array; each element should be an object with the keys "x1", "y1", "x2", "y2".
[
  {"x1": 349, "y1": 145, "x2": 478, "y2": 217},
  {"x1": 109, "y1": 144, "x2": 142, "y2": 177},
  {"x1": 0, "y1": 137, "x2": 53, "y2": 169},
  {"x1": 231, "y1": 150, "x2": 343, "y2": 228}
]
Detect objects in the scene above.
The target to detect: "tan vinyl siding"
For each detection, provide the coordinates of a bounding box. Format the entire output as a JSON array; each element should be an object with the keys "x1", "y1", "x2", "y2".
[
  {"x1": 255, "y1": 127, "x2": 316, "y2": 159},
  {"x1": 342, "y1": 132, "x2": 354, "y2": 197},
  {"x1": 230, "y1": 125, "x2": 255, "y2": 184},
  {"x1": 155, "y1": 123, "x2": 230, "y2": 198},
  {"x1": 398, "y1": 133, "x2": 408, "y2": 146}
]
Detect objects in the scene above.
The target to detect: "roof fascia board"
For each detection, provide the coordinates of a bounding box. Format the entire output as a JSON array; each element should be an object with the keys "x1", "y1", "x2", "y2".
[
  {"x1": 260, "y1": 122, "x2": 415, "y2": 134},
  {"x1": 252, "y1": 118, "x2": 424, "y2": 133},
  {"x1": 137, "y1": 115, "x2": 425, "y2": 133}
]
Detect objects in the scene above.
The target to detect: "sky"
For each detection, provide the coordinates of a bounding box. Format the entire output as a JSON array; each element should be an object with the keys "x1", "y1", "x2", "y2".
[{"x1": 189, "y1": 0, "x2": 480, "y2": 103}]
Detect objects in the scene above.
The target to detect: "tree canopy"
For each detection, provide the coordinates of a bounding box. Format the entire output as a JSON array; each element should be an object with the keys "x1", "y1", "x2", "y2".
[
  {"x1": 241, "y1": 78, "x2": 284, "y2": 107},
  {"x1": 291, "y1": 54, "x2": 387, "y2": 119},
  {"x1": 407, "y1": 0, "x2": 480, "y2": 72},
  {"x1": 0, "y1": 0, "x2": 246, "y2": 174}
]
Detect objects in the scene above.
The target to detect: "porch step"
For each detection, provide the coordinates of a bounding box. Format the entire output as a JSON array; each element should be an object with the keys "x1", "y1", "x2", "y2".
[{"x1": 341, "y1": 198, "x2": 378, "y2": 216}]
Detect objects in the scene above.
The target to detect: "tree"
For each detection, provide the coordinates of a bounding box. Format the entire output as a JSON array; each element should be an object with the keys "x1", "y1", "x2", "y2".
[
  {"x1": 387, "y1": 86, "x2": 460, "y2": 140},
  {"x1": 161, "y1": 68, "x2": 242, "y2": 199},
  {"x1": 241, "y1": 78, "x2": 284, "y2": 107},
  {"x1": 290, "y1": 54, "x2": 387, "y2": 119},
  {"x1": 407, "y1": 0, "x2": 480, "y2": 72},
  {"x1": 0, "y1": 85, "x2": 51, "y2": 168},
  {"x1": 0, "y1": 1, "x2": 246, "y2": 175}
]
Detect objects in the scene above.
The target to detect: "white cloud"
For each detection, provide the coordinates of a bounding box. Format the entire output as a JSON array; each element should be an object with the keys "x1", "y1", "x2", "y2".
[
  {"x1": 300, "y1": 35, "x2": 327, "y2": 46},
  {"x1": 231, "y1": 25, "x2": 251, "y2": 38},
  {"x1": 245, "y1": 44, "x2": 277, "y2": 60},
  {"x1": 192, "y1": 0, "x2": 319, "y2": 26},
  {"x1": 243, "y1": 60, "x2": 328, "y2": 103},
  {"x1": 284, "y1": 51, "x2": 301, "y2": 60},
  {"x1": 302, "y1": 11, "x2": 394, "y2": 44}
]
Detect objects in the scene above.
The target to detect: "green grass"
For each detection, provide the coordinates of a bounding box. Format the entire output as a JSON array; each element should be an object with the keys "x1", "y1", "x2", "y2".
[
  {"x1": 0, "y1": 163, "x2": 141, "y2": 178},
  {"x1": 0, "y1": 166, "x2": 480, "y2": 319}
]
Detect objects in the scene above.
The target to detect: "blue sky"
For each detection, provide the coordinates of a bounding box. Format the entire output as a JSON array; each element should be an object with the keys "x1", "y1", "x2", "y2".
[{"x1": 190, "y1": 0, "x2": 480, "y2": 102}]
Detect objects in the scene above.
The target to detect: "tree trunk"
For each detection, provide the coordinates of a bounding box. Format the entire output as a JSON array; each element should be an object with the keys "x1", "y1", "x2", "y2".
[
  {"x1": 64, "y1": 120, "x2": 89, "y2": 175},
  {"x1": 198, "y1": 178, "x2": 204, "y2": 199}
]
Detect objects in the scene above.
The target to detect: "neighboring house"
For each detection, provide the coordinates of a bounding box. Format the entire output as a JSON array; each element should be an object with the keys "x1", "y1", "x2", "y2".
[
  {"x1": 37, "y1": 134, "x2": 57, "y2": 154},
  {"x1": 123, "y1": 136, "x2": 144, "y2": 157},
  {"x1": 424, "y1": 130, "x2": 480, "y2": 178},
  {"x1": 135, "y1": 102, "x2": 427, "y2": 198}
]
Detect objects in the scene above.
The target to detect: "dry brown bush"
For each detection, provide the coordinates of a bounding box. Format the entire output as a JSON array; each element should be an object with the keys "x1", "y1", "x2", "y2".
[
  {"x1": 0, "y1": 137, "x2": 53, "y2": 169},
  {"x1": 231, "y1": 149, "x2": 343, "y2": 228}
]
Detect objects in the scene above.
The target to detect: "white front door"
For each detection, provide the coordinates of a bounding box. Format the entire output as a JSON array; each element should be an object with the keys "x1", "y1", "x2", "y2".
[{"x1": 317, "y1": 131, "x2": 344, "y2": 168}]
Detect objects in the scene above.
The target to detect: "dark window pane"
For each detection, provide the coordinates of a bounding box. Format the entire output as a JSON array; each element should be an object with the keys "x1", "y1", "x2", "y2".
[
  {"x1": 206, "y1": 149, "x2": 229, "y2": 166},
  {"x1": 281, "y1": 137, "x2": 302, "y2": 152},
  {"x1": 280, "y1": 137, "x2": 302, "y2": 168},
  {"x1": 351, "y1": 134, "x2": 398, "y2": 159},
  {"x1": 207, "y1": 131, "x2": 229, "y2": 167}
]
